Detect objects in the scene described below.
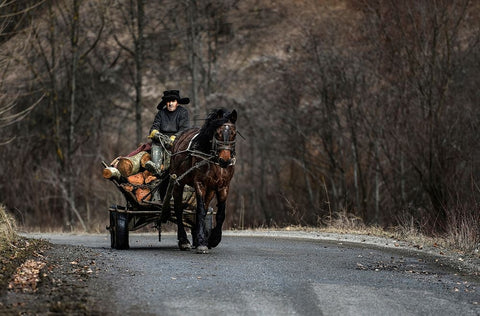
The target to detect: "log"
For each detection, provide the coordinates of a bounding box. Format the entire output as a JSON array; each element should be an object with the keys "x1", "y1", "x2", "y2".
[
  {"x1": 145, "y1": 175, "x2": 157, "y2": 184},
  {"x1": 122, "y1": 184, "x2": 134, "y2": 192},
  {"x1": 143, "y1": 170, "x2": 157, "y2": 184},
  {"x1": 117, "y1": 151, "x2": 149, "y2": 177},
  {"x1": 117, "y1": 158, "x2": 134, "y2": 178},
  {"x1": 103, "y1": 167, "x2": 121, "y2": 180},
  {"x1": 136, "y1": 187, "x2": 151, "y2": 202},
  {"x1": 143, "y1": 170, "x2": 152, "y2": 178},
  {"x1": 140, "y1": 152, "x2": 151, "y2": 168},
  {"x1": 109, "y1": 156, "x2": 121, "y2": 168},
  {"x1": 127, "y1": 173, "x2": 144, "y2": 186}
]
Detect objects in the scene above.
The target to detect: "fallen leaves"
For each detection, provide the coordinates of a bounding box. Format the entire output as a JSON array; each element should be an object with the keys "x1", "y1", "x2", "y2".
[
  {"x1": 69, "y1": 259, "x2": 96, "y2": 277},
  {"x1": 8, "y1": 259, "x2": 46, "y2": 293}
]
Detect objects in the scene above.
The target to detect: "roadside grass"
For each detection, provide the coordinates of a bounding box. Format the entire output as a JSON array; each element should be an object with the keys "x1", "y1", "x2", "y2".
[
  {"x1": 0, "y1": 205, "x2": 16, "y2": 247},
  {"x1": 281, "y1": 210, "x2": 479, "y2": 258},
  {"x1": 0, "y1": 205, "x2": 49, "y2": 295}
]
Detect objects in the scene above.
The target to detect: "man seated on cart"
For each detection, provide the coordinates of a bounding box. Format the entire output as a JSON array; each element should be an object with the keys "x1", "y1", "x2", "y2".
[{"x1": 145, "y1": 90, "x2": 190, "y2": 176}]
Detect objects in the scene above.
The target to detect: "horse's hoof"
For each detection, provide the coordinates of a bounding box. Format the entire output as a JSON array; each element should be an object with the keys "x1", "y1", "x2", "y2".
[
  {"x1": 178, "y1": 240, "x2": 191, "y2": 251},
  {"x1": 208, "y1": 239, "x2": 220, "y2": 249},
  {"x1": 208, "y1": 233, "x2": 221, "y2": 248},
  {"x1": 196, "y1": 245, "x2": 209, "y2": 254}
]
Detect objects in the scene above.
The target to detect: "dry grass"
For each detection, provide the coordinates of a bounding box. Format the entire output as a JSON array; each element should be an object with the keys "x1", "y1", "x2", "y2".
[
  {"x1": 445, "y1": 205, "x2": 480, "y2": 253},
  {"x1": 0, "y1": 204, "x2": 17, "y2": 249},
  {"x1": 285, "y1": 210, "x2": 480, "y2": 257}
]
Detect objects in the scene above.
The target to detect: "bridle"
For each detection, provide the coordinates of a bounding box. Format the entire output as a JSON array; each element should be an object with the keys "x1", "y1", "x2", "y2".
[
  {"x1": 212, "y1": 123, "x2": 236, "y2": 156},
  {"x1": 211, "y1": 122, "x2": 236, "y2": 168}
]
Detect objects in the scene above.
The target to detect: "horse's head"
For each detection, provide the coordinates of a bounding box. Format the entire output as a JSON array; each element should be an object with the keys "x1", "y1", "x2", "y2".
[
  {"x1": 194, "y1": 108, "x2": 238, "y2": 168},
  {"x1": 211, "y1": 109, "x2": 237, "y2": 168}
]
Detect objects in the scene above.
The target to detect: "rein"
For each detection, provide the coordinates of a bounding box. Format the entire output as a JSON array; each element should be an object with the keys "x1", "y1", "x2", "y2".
[
  {"x1": 171, "y1": 149, "x2": 236, "y2": 167},
  {"x1": 171, "y1": 128, "x2": 236, "y2": 167},
  {"x1": 171, "y1": 149, "x2": 235, "y2": 186}
]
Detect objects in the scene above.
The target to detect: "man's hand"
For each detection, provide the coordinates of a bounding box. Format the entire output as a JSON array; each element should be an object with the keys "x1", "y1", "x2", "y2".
[
  {"x1": 148, "y1": 129, "x2": 159, "y2": 139},
  {"x1": 165, "y1": 135, "x2": 176, "y2": 148}
]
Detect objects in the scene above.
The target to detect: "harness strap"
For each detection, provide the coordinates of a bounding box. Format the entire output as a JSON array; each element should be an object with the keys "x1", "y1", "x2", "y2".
[
  {"x1": 187, "y1": 133, "x2": 199, "y2": 151},
  {"x1": 170, "y1": 131, "x2": 236, "y2": 184},
  {"x1": 174, "y1": 159, "x2": 210, "y2": 185}
]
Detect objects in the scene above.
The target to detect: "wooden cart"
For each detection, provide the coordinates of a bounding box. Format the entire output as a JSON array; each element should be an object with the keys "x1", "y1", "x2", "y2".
[{"x1": 103, "y1": 162, "x2": 213, "y2": 250}]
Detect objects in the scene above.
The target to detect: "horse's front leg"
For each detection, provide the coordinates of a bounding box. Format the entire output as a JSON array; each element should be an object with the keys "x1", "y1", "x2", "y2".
[
  {"x1": 208, "y1": 187, "x2": 229, "y2": 248},
  {"x1": 194, "y1": 185, "x2": 214, "y2": 254},
  {"x1": 173, "y1": 185, "x2": 191, "y2": 250}
]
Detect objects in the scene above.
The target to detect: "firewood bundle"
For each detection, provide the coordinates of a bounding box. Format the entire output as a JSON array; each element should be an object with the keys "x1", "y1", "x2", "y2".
[{"x1": 103, "y1": 151, "x2": 158, "y2": 203}]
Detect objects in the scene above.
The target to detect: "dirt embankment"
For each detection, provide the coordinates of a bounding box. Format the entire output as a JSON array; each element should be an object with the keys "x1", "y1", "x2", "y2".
[{"x1": 0, "y1": 241, "x2": 104, "y2": 315}]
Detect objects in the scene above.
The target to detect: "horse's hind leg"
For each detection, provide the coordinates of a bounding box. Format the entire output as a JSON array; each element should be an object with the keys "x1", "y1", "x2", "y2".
[{"x1": 173, "y1": 186, "x2": 191, "y2": 250}]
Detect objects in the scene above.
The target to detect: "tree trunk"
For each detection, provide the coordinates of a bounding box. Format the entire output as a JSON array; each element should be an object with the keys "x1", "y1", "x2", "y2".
[
  {"x1": 186, "y1": 0, "x2": 199, "y2": 119},
  {"x1": 67, "y1": 0, "x2": 80, "y2": 229},
  {"x1": 134, "y1": 0, "x2": 145, "y2": 145}
]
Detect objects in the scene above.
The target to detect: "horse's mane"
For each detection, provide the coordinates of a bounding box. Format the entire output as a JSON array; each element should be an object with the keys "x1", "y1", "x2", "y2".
[{"x1": 193, "y1": 108, "x2": 234, "y2": 153}]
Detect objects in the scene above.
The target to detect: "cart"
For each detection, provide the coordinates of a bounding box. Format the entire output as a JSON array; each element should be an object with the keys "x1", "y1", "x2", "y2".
[{"x1": 102, "y1": 161, "x2": 213, "y2": 250}]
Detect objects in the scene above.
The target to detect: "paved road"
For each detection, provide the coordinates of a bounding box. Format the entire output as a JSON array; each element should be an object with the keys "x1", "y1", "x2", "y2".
[{"x1": 31, "y1": 233, "x2": 480, "y2": 316}]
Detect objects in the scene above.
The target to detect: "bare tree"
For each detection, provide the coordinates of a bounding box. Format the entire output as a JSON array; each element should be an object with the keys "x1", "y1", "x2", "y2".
[
  {"x1": 0, "y1": 0, "x2": 46, "y2": 140},
  {"x1": 356, "y1": 0, "x2": 480, "y2": 230},
  {"x1": 0, "y1": 0, "x2": 108, "y2": 229},
  {"x1": 110, "y1": 0, "x2": 146, "y2": 145}
]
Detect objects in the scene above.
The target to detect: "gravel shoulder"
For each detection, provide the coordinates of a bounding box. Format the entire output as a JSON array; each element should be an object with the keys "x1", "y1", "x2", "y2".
[{"x1": 0, "y1": 242, "x2": 106, "y2": 315}]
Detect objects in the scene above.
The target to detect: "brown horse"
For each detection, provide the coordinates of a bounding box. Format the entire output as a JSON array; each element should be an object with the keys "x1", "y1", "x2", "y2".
[{"x1": 170, "y1": 108, "x2": 237, "y2": 253}]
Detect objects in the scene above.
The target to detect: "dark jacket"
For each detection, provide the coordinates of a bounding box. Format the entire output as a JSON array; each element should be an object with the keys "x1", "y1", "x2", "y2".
[{"x1": 150, "y1": 106, "x2": 189, "y2": 136}]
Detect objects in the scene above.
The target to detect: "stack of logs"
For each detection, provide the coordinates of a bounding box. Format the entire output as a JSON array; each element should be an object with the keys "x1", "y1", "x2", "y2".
[{"x1": 103, "y1": 151, "x2": 158, "y2": 202}]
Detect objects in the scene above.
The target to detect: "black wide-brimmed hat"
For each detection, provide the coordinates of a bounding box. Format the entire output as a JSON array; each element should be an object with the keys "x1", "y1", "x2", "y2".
[{"x1": 157, "y1": 90, "x2": 190, "y2": 109}]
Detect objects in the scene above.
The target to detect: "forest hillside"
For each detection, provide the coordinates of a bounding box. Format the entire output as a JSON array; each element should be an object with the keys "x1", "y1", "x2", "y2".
[{"x1": 0, "y1": 0, "x2": 479, "y2": 247}]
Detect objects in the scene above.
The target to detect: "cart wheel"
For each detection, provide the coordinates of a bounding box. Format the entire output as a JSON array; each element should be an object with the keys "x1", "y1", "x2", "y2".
[
  {"x1": 109, "y1": 211, "x2": 116, "y2": 248},
  {"x1": 114, "y1": 212, "x2": 129, "y2": 250}
]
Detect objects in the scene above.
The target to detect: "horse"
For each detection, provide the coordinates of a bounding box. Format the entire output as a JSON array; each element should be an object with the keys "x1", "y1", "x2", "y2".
[{"x1": 170, "y1": 108, "x2": 237, "y2": 253}]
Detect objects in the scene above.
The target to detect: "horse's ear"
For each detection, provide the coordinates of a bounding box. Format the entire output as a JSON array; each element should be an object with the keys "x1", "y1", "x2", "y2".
[
  {"x1": 229, "y1": 110, "x2": 237, "y2": 123},
  {"x1": 215, "y1": 109, "x2": 225, "y2": 120}
]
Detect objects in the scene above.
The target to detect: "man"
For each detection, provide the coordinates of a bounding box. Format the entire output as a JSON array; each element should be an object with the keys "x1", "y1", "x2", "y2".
[{"x1": 145, "y1": 90, "x2": 190, "y2": 176}]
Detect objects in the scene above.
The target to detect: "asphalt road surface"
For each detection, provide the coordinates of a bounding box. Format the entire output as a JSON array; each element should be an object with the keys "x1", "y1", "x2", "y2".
[{"x1": 30, "y1": 232, "x2": 480, "y2": 316}]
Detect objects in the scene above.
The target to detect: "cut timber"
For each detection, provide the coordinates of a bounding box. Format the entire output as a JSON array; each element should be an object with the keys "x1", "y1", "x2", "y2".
[
  {"x1": 110, "y1": 156, "x2": 121, "y2": 168},
  {"x1": 143, "y1": 170, "x2": 153, "y2": 178},
  {"x1": 136, "y1": 187, "x2": 151, "y2": 202},
  {"x1": 103, "y1": 167, "x2": 121, "y2": 180},
  {"x1": 117, "y1": 151, "x2": 149, "y2": 177},
  {"x1": 127, "y1": 173, "x2": 144, "y2": 186},
  {"x1": 143, "y1": 170, "x2": 157, "y2": 184},
  {"x1": 145, "y1": 175, "x2": 157, "y2": 184},
  {"x1": 122, "y1": 184, "x2": 134, "y2": 192},
  {"x1": 140, "y1": 152, "x2": 151, "y2": 168}
]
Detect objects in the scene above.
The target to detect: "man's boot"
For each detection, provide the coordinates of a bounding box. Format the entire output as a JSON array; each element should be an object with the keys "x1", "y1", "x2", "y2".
[
  {"x1": 145, "y1": 142, "x2": 164, "y2": 176},
  {"x1": 144, "y1": 160, "x2": 162, "y2": 176}
]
